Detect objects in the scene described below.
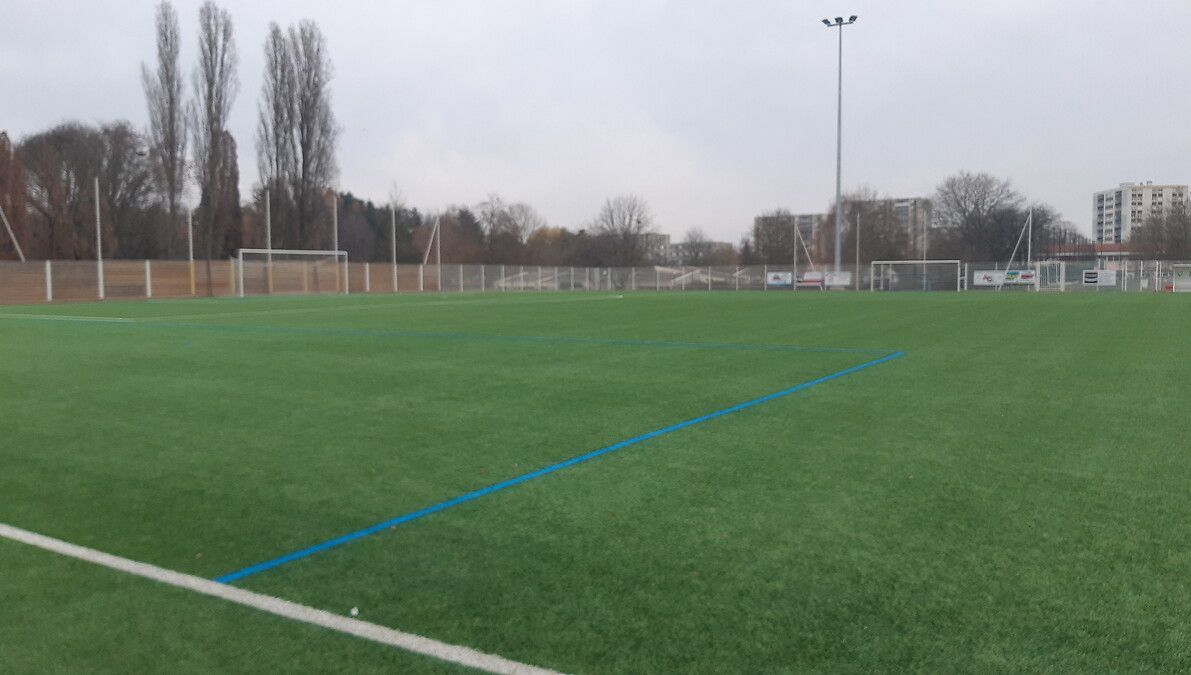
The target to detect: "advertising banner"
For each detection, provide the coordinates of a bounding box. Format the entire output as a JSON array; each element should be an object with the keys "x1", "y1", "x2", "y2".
[
  {"x1": 765, "y1": 271, "x2": 793, "y2": 287},
  {"x1": 972, "y1": 270, "x2": 1037, "y2": 287},
  {"x1": 824, "y1": 272, "x2": 853, "y2": 287},
  {"x1": 1082, "y1": 269, "x2": 1118, "y2": 286}
]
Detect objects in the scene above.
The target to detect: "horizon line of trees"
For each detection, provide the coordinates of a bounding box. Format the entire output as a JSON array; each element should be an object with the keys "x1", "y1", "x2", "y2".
[{"x1": 4, "y1": 5, "x2": 1186, "y2": 271}]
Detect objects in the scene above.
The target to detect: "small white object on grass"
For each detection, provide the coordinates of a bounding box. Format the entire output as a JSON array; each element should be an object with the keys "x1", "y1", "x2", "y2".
[{"x1": 350, "y1": 607, "x2": 359, "y2": 617}]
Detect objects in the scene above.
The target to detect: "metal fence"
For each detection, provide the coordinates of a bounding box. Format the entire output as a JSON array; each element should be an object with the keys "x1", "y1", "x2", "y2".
[{"x1": 1, "y1": 259, "x2": 1188, "y2": 305}]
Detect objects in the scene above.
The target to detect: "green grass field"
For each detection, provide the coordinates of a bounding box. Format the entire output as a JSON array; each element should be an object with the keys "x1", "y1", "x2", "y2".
[{"x1": 2, "y1": 291, "x2": 1190, "y2": 672}]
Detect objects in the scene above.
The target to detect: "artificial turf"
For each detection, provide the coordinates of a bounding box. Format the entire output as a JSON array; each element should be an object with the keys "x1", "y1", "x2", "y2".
[{"x1": 1, "y1": 291, "x2": 1189, "y2": 672}]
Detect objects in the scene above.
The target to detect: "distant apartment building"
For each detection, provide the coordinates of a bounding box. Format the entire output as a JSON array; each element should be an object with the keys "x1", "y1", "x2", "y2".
[
  {"x1": 1094, "y1": 181, "x2": 1187, "y2": 243},
  {"x1": 891, "y1": 198, "x2": 933, "y2": 254},
  {"x1": 636, "y1": 232, "x2": 672, "y2": 262}
]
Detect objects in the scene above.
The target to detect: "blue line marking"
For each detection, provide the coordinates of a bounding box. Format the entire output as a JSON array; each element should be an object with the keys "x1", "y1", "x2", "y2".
[{"x1": 214, "y1": 350, "x2": 905, "y2": 585}]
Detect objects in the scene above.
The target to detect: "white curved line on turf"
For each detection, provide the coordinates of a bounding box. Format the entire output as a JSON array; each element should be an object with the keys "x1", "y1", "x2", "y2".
[{"x1": 0, "y1": 522, "x2": 561, "y2": 675}]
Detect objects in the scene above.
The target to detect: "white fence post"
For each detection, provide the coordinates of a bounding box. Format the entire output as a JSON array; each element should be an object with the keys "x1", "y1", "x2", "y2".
[
  {"x1": 419, "y1": 264, "x2": 424, "y2": 291},
  {"x1": 763, "y1": 264, "x2": 767, "y2": 291},
  {"x1": 481, "y1": 265, "x2": 486, "y2": 292},
  {"x1": 708, "y1": 266, "x2": 712, "y2": 291},
  {"x1": 45, "y1": 260, "x2": 53, "y2": 303},
  {"x1": 145, "y1": 260, "x2": 152, "y2": 298}
]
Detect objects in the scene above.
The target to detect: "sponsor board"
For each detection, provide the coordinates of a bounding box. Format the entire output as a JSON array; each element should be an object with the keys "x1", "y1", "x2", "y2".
[
  {"x1": 765, "y1": 271, "x2": 793, "y2": 287},
  {"x1": 824, "y1": 272, "x2": 853, "y2": 287},
  {"x1": 972, "y1": 269, "x2": 1038, "y2": 287},
  {"x1": 1082, "y1": 269, "x2": 1118, "y2": 286}
]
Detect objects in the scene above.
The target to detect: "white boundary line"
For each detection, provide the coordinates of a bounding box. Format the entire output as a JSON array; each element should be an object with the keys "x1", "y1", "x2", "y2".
[
  {"x1": 0, "y1": 313, "x2": 135, "y2": 323},
  {"x1": 0, "y1": 522, "x2": 560, "y2": 675},
  {"x1": 0, "y1": 295, "x2": 627, "y2": 324}
]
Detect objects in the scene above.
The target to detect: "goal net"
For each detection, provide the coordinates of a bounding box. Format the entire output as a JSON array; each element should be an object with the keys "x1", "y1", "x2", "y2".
[
  {"x1": 870, "y1": 260, "x2": 961, "y2": 291},
  {"x1": 1174, "y1": 264, "x2": 1191, "y2": 293},
  {"x1": 1037, "y1": 261, "x2": 1065, "y2": 292},
  {"x1": 237, "y1": 249, "x2": 348, "y2": 297}
]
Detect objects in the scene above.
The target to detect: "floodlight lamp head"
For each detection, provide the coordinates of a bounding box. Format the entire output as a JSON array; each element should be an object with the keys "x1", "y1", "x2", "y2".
[
  {"x1": 821, "y1": 18, "x2": 832, "y2": 26},
  {"x1": 848, "y1": 15, "x2": 858, "y2": 23},
  {"x1": 834, "y1": 17, "x2": 843, "y2": 24}
]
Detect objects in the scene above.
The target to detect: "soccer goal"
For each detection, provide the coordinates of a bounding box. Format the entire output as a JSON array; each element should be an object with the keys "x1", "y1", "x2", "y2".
[
  {"x1": 237, "y1": 249, "x2": 348, "y2": 298},
  {"x1": 1037, "y1": 260, "x2": 1066, "y2": 292},
  {"x1": 870, "y1": 260, "x2": 961, "y2": 291},
  {"x1": 1173, "y1": 264, "x2": 1191, "y2": 293}
]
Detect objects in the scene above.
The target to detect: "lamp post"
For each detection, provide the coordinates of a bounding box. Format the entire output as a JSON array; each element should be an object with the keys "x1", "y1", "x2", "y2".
[{"x1": 822, "y1": 15, "x2": 857, "y2": 274}]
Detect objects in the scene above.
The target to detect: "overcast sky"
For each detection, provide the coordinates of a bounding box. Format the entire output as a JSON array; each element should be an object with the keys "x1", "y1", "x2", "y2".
[{"x1": 3, "y1": 1, "x2": 1189, "y2": 241}]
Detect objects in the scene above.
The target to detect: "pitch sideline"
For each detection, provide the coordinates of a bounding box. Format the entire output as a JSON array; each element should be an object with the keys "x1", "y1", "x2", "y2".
[{"x1": 0, "y1": 522, "x2": 560, "y2": 675}]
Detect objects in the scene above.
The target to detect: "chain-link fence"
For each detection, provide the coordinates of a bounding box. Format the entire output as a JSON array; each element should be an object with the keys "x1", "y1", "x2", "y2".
[{"x1": 3, "y1": 259, "x2": 1190, "y2": 305}]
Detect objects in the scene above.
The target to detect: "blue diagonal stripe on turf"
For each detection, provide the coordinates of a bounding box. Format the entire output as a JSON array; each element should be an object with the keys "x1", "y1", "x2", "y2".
[{"x1": 214, "y1": 350, "x2": 906, "y2": 584}]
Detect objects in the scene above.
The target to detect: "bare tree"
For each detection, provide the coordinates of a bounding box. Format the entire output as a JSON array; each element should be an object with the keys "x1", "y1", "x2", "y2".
[
  {"x1": 141, "y1": 0, "x2": 186, "y2": 256},
  {"x1": 255, "y1": 21, "x2": 295, "y2": 241},
  {"x1": 0, "y1": 132, "x2": 27, "y2": 260},
  {"x1": 751, "y1": 209, "x2": 800, "y2": 264},
  {"x1": 1132, "y1": 205, "x2": 1191, "y2": 260},
  {"x1": 289, "y1": 20, "x2": 338, "y2": 248},
  {"x1": 190, "y1": 0, "x2": 238, "y2": 294},
  {"x1": 591, "y1": 194, "x2": 655, "y2": 265},
  {"x1": 99, "y1": 122, "x2": 156, "y2": 257},
  {"x1": 934, "y1": 171, "x2": 1019, "y2": 231},
  {"x1": 681, "y1": 227, "x2": 711, "y2": 265}
]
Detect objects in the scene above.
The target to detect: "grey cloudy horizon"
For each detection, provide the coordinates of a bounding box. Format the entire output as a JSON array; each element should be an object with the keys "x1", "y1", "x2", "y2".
[{"x1": 3, "y1": 0, "x2": 1189, "y2": 243}]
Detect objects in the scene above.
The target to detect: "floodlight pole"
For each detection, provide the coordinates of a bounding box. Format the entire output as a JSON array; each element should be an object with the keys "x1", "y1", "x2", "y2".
[{"x1": 823, "y1": 15, "x2": 857, "y2": 274}]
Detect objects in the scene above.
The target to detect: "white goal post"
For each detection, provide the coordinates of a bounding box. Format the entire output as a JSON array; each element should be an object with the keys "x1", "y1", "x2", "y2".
[
  {"x1": 870, "y1": 260, "x2": 962, "y2": 292},
  {"x1": 1173, "y1": 264, "x2": 1191, "y2": 293},
  {"x1": 237, "y1": 248, "x2": 348, "y2": 298}
]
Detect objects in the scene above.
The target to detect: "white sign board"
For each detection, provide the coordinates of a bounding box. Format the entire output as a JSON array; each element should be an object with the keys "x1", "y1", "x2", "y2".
[
  {"x1": 1082, "y1": 269, "x2": 1118, "y2": 286},
  {"x1": 824, "y1": 271, "x2": 852, "y2": 287},
  {"x1": 972, "y1": 270, "x2": 1037, "y2": 287},
  {"x1": 1175, "y1": 266, "x2": 1191, "y2": 293},
  {"x1": 765, "y1": 271, "x2": 793, "y2": 287}
]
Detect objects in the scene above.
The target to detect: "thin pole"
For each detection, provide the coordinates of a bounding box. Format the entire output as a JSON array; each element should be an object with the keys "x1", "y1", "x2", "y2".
[
  {"x1": 1027, "y1": 208, "x2": 1033, "y2": 265},
  {"x1": 188, "y1": 209, "x2": 195, "y2": 296},
  {"x1": 832, "y1": 23, "x2": 844, "y2": 273},
  {"x1": 332, "y1": 196, "x2": 340, "y2": 293},
  {"x1": 0, "y1": 203, "x2": 26, "y2": 262},
  {"x1": 95, "y1": 177, "x2": 104, "y2": 300},
  {"x1": 265, "y1": 190, "x2": 273, "y2": 294},
  {"x1": 855, "y1": 212, "x2": 860, "y2": 291},
  {"x1": 390, "y1": 205, "x2": 397, "y2": 291},
  {"x1": 436, "y1": 220, "x2": 442, "y2": 292}
]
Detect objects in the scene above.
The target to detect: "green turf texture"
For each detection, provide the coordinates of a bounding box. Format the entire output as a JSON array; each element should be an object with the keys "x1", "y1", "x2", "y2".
[{"x1": 2, "y1": 291, "x2": 1189, "y2": 672}]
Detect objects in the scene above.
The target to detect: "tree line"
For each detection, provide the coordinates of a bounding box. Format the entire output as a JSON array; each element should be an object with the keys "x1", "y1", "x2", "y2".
[{"x1": 7, "y1": 2, "x2": 1184, "y2": 270}]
